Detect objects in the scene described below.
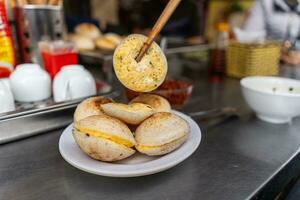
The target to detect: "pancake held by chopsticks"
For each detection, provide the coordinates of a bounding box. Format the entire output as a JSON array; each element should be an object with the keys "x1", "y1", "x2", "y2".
[{"x1": 113, "y1": 34, "x2": 168, "y2": 92}]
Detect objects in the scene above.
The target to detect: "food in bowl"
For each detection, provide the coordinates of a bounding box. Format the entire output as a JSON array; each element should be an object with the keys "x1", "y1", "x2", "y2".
[
  {"x1": 126, "y1": 79, "x2": 193, "y2": 107},
  {"x1": 113, "y1": 34, "x2": 168, "y2": 92},
  {"x1": 135, "y1": 112, "x2": 190, "y2": 156},
  {"x1": 240, "y1": 76, "x2": 300, "y2": 124}
]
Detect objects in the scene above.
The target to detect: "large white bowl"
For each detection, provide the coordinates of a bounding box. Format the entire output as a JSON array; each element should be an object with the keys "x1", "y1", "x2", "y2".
[{"x1": 240, "y1": 76, "x2": 300, "y2": 124}]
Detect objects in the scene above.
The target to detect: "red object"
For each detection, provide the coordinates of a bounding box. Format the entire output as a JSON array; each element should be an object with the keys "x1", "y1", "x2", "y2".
[
  {"x1": 0, "y1": 0, "x2": 16, "y2": 72},
  {"x1": 41, "y1": 51, "x2": 78, "y2": 78},
  {"x1": 13, "y1": 7, "x2": 31, "y2": 63},
  {"x1": 209, "y1": 48, "x2": 226, "y2": 82},
  {"x1": 0, "y1": 66, "x2": 11, "y2": 77},
  {"x1": 209, "y1": 22, "x2": 229, "y2": 82},
  {"x1": 126, "y1": 79, "x2": 193, "y2": 108}
]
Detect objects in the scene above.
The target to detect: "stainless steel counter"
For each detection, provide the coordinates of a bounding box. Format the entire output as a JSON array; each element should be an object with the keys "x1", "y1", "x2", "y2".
[{"x1": 1, "y1": 78, "x2": 300, "y2": 200}]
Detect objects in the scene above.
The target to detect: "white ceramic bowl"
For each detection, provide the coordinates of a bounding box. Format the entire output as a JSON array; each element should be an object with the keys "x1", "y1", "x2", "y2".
[
  {"x1": 10, "y1": 63, "x2": 51, "y2": 102},
  {"x1": 0, "y1": 78, "x2": 15, "y2": 113},
  {"x1": 53, "y1": 65, "x2": 96, "y2": 102},
  {"x1": 241, "y1": 76, "x2": 300, "y2": 124}
]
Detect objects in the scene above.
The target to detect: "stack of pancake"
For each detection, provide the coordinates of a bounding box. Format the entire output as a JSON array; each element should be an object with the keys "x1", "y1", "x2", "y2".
[{"x1": 73, "y1": 94, "x2": 190, "y2": 162}]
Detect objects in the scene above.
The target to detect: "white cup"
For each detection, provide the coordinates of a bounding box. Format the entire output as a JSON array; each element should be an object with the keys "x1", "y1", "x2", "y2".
[
  {"x1": 53, "y1": 65, "x2": 96, "y2": 102},
  {"x1": 10, "y1": 63, "x2": 51, "y2": 102},
  {"x1": 0, "y1": 78, "x2": 15, "y2": 113}
]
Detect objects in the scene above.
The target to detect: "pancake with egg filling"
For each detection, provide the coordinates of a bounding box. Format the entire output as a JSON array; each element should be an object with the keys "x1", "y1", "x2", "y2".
[
  {"x1": 135, "y1": 112, "x2": 190, "y2": 156},
  {"x1": 101, "y1": 102, "x2": 154, "y2": 125},
  {"x1": 73, "y1": 115, "x2": 136, "y2": 162},
  {"x1": 113, "y1": 34, "x2": 167, "y2": 92},
  {"x1": 130, "y1": 94, "x2": 171, "y2": 113},
  {"x1": 74, "y1": 96, "x2": 113, "y2": 123}
]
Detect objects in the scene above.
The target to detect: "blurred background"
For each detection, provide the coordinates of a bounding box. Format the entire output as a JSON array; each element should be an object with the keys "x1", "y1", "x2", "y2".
[
  {"x1": 62, "y1": 0, "x2": 252, "y2": 42},
  {"x1": 1, "y1": 0, "x2": 300, "y2": 116}
]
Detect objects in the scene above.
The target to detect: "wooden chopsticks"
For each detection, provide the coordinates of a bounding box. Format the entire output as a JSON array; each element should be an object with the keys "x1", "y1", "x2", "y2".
[{"x1": 135, "y1": 0, "x2": 182, "y2": 62}]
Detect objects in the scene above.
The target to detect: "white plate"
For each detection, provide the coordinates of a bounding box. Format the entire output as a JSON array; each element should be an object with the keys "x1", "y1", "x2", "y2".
[{"x1": 59, "y1": 111, "x2": 201, "y2": 177}]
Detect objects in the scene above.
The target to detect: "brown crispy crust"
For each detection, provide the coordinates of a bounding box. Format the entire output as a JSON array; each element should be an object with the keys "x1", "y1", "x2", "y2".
[
  {"x1": 135, "y1": 112, "x2": 190, "y2": 148},
  {"x1": 101, "y1": 103, "x2": 154, "y2": 125},
  {"x1": 74, "y1": 96, "x2": 113, "y2": 122},
  {"x1": 130, "y1": 94, "x2": 171, "y2": 113}
]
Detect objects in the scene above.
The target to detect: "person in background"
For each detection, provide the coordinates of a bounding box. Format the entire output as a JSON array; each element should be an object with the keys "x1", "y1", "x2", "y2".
[
  {"x1": 130, "y1": 0, "x2": 204, "y2": 44},
  {"x1": 244, "y1": 0, "x2": 300, "y2": 65}
]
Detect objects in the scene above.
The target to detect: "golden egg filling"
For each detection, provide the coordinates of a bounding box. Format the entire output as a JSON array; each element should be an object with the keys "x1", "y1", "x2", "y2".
[
  {"x1": 74, "y1": 124, "x2": 135, "y2": 148},
  {"x1": 106, "y1": 102, "x2": 153, "y2": 112},
  {"x1": 113, "y1": 34, "x2": 168, "y2": 92}
]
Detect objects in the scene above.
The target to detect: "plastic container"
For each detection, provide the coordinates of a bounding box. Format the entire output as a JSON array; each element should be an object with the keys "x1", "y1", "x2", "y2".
[
  {"x1": 0, "y1": 0, "x2": 16, "y2": 77},
  {"x1": 209, "y1": 22, "x2": 229, "y2": 82},
  {"x1": 126, "y1": 79, "x2": 193, "y2": 108},
  {"x1": 39, "y1": 40, "x2": 78, "y2": 78}
]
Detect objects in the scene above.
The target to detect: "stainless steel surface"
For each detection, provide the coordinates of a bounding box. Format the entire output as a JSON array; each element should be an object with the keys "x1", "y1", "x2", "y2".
[
  {"x1": 1, "y1": 78, "x2": 300, "y2": 200},
  {"x1": 79, "y1": 50, "x2": 113, "y2": 62},
  {"x1": 165, "y1": 44, "x2": 210, "y2": 54},
  {"x1": 0, "y1": 90, "x2": 120, "y2": 144},
  {"x1": 0, "y1": 87, "x2": 116, "y2": 121},
  {"x1": 20, "y1": 5, "x2": 65, "y2": 63},
  {"x1": 160, "y1": 37, "x2": 168, "y2": 53},
  {"x1": 0, "y1": 108, "x2": 73, "y2": 144},
  {"x1": 188, "y1": 107, "x2": 237, "y2": 119}
]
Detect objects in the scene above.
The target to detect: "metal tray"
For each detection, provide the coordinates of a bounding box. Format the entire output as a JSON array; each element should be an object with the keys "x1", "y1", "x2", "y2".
[{"x1": 0, "y1": 84, "x2": 120, "y2": 144}]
